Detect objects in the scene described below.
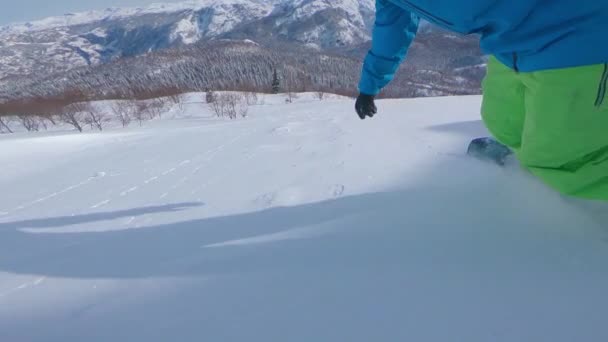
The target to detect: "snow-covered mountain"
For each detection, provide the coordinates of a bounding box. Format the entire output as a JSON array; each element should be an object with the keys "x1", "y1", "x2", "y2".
[{"x1": 0, "y1": 0, "x2": 375, "y2": 81}]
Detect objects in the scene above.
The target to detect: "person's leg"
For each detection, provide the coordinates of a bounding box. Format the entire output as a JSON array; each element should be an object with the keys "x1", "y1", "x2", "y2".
[
  {"x1": 518, "y1": 63, "x2": 608, "y2": 200},
  {"x1": 481, "y1": 57, "x2": 526, "y2": 150}
]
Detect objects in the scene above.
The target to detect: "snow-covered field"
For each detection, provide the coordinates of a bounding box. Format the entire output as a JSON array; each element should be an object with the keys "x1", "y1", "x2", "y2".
[{"x1": 1, "y1": 94, "x2": 607, "y2": 341}]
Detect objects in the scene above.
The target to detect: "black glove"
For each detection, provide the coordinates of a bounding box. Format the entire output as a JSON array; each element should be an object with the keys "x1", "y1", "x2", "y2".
[{"x1": 355, "y1": 93, "x2": 377, "y2": 120}]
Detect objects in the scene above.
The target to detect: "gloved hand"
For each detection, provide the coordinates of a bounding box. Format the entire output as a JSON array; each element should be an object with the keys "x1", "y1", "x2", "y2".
[{"x1": 355, "y1": 93, "x2": 377, "y2": 120}]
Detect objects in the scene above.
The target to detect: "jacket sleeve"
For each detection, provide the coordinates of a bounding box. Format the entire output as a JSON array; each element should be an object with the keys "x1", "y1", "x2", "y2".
[{"x1": 359, "y1": 0, "x2": 420, "y2": 96}]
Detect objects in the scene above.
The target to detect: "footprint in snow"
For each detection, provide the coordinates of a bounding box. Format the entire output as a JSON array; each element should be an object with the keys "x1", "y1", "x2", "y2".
[
  {"x1": 272, "y1": 126, "x2": 291, "y2": 134},
  {"x1": 254, "y1": 192, "x2": 276, "y2": 207},
  {"x1": 329, "y1": 184, "x2": 345, "y2": 198}
]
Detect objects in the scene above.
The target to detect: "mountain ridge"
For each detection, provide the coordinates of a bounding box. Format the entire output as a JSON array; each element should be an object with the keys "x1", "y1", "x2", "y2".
[
  {"x1": 0, "y1": 0, "x2": 484, "y2": 101},
  {"x1": 0, "y1": 0, "x2": 376, "y2": 81}
]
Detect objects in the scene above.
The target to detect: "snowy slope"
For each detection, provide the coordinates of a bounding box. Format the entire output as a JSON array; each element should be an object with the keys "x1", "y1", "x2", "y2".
[{"x1": 1, "y1": 95, "x2": 608, "y2": 341}]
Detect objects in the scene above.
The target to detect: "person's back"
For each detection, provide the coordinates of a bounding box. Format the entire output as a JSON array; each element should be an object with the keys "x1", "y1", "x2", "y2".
[
  {"x1": 432, "y1": 0, "x2": 608, "y2": 72},
  {"x1": 356, "y1": 0, "x2": 608, "y2": 201}
]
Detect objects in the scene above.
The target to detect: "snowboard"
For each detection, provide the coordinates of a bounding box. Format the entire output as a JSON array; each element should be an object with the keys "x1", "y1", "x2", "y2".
[{"x1": 467, "y1": 137, "x2": 514, "y2": 166}]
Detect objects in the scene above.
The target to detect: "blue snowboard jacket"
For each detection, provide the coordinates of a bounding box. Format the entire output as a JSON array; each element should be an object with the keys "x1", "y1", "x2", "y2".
[{"x1": 359, "y1": 0, "x2": 608, "y2": 96}]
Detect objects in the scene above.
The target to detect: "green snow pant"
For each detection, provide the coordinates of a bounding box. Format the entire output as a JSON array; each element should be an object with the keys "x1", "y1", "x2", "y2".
[{"x1": 482, "y1": 56, "x2": 608, "y2": 201}]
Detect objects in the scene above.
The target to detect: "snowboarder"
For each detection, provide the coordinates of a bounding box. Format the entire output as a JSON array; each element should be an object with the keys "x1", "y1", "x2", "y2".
[{"x1": 355, "y1": 0, "x2": 608, "y2": 201}]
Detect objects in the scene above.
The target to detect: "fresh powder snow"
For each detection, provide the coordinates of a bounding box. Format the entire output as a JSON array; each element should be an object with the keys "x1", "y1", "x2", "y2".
[{"x1": 1, "y1": 94, "x2": 607, "y2": 341}]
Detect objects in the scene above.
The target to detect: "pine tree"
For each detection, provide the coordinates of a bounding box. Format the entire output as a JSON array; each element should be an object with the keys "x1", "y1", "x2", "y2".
[{"x1": 271, "y1": 68, "x2": 280, "y2": 94}]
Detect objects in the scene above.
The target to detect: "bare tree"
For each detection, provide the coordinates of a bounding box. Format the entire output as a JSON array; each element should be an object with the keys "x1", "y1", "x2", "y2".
[
  {"x1": 236, "y1": 95, "x2": 249, "y2": 118},
  {"x1": 168, "y1": 93, "x2": 186, "y2": 112},
  {"x1": 205, "y1": 89, "x2": 216, "y2": 104},
  {"x1": 60, "y1": 103, "x2": 86, "y2": 132},
  {"x1": 209, "y1": 94, "x2": 226, "y2": 118},
  {"x1": 148, "y1": 98, "x2": 166, "y2": 119},
  {"x1": 209, "y1": 93, "x2": 248, "y2": 119},
  {"x1": 284, "y1": 71, "x2": 298, "y2": 104},
  {"x1": 225, "y1": 93, "x2": 249, "y2": 119},
  {"x1": 82, "y1": 103, "x2": 107, "y2": 131},
  {"x1": 225, "y1": 95, "x2": 238, "y2": 119},
  {"x1": 132, "y1": 101, "x2": 156, "y2": 126},
  {"x1": 0, "y1": 116, "x2": 13, "y2": 133},
  {"x1": 45, "y1": 114, "x2": 57, "y2": 126},
  {"x1": 134, "y1": 99, "x2": 165, "y2": 121},
  {"x1": 17, "y1": 115, "x2": 41, "y2": 132},
  {"x1": 111, "y1": 101, "x2": 135, "y2": 127},
  {"x1": 38, "y1": 115, "x2": 57, "y2": 130},
  {"x1": 244, "y1": 92, "x2": 259, "y2": 106}
]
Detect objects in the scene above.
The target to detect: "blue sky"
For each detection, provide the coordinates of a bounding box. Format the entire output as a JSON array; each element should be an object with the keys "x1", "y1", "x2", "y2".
[{"x1": 0, "y1": 0, "x2": 185, "y2": 26}]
